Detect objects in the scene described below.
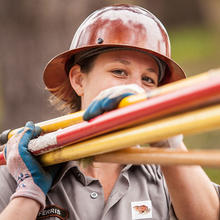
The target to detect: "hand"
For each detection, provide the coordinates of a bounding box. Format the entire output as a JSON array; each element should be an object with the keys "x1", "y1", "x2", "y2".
[
  {"x1": 83, "y1": 84, "x2": 145, "y2": 121},
  {"x1": 3, "y1": 121, "x2": 61, "y2": 209},
  {"x1": 149, "y1": 134, "x2": 185, "y2": 149}
]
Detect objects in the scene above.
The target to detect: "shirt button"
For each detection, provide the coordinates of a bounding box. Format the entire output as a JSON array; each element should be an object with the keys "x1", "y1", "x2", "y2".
[{"x1": 90, "y1": 192, "x2": 98, "y2": 199}]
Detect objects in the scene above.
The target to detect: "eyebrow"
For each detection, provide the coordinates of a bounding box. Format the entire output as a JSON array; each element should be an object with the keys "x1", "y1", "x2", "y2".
[
  {"x1": 113, "y1": 58, "x2": 130, "y2": 65},
  {"x1": 147, "y1": 67, "x2": 158, "y2": 74},
  {"x1": 113, "y1": 58, "x2": 158, "y2": 75}
]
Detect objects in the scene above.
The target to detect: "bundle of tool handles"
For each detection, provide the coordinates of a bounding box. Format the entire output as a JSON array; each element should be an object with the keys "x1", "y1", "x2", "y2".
[{"x1": 0, "y1": 69, "x2": 220, "y2": 167}]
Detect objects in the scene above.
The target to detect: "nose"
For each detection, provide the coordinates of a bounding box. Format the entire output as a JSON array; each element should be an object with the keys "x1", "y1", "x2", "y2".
[{"x1": 127, "y1": 76, "x2": 152, "y2": 93}]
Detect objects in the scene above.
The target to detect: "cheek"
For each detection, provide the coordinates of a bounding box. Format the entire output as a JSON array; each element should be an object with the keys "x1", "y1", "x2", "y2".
[
  {"x1": 81, "y1": 77, "x2": 106, "y2": 108},
  {"x1": 82, "y1": 75, "x2": 123, "y2": 108}
]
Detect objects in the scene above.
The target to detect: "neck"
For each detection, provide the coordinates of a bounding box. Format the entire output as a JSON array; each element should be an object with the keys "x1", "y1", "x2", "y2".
[
  {"x1": 79, "y1": 161, "x2": 123, "y2": 179},
  {"x1": 80, "y1": 161, "x2": 123, "y2": 201}
]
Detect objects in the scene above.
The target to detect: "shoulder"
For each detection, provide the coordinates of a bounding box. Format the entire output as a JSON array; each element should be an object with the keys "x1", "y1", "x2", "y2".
[
  {"x1": 130, "y1": 164, "x2": 163, "y2": 182},
  {"x1": 129, "y1": 164, "x2": 170, "y2": 199}
]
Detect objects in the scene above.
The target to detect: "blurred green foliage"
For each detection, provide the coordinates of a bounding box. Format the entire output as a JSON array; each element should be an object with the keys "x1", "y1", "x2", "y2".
[
  {"x1": 204, "y1": 168, "x2": 220, "y2": 184},
  {"x1": 170, "y1": 26, "x2": 220, "y2": 76},
  {"x1": 170, "y1": 26, "x2": 220, "y2": 183}
]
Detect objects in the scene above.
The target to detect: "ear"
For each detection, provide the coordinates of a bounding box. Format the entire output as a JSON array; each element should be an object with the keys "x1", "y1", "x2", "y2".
[{"x1": 69, "y1": 64, "x2": 85, "y2": 96}]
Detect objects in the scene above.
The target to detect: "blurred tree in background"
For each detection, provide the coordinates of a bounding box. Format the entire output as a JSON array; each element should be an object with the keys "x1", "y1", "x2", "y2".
[{"x1": 0, "y1": 0, "x2": 219, "y2": 180}]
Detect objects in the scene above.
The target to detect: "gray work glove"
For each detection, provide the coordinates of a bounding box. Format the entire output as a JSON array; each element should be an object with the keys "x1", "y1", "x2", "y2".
[{"x1": 149, "y1": 134, "x2": 184, "y2": 149}]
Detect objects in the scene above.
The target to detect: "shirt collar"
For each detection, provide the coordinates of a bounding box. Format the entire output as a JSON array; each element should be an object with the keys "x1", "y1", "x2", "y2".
[
  {"x1": 51, "y1": 161, "x2": 134, "y2": 189},
  {"x1": 51, "y1": 161, "x2": 79, "y2": 189}
]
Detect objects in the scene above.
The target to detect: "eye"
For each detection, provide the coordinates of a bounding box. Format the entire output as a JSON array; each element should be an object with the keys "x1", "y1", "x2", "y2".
[
  {"x1": 142, "y1": 76, "x2": 156, "y2": 85},
  {"x1": 111, "y1": 69, "x2": 128, "y2": 77}
]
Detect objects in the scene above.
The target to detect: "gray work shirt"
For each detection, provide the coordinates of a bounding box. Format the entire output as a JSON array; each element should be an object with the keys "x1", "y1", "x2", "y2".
[{"x1": 0, "y1": 161, "x2": 218, "y2": 220}]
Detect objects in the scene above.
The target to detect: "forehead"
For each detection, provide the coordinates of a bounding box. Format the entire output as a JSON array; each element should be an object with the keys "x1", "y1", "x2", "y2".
[{"x1": 94, "y1": 49, "x2": 158, "y2": 66}]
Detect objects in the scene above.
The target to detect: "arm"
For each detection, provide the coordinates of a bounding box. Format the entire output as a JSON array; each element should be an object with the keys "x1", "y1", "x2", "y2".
[
  {"x1": 0, "y1": 197, "x2": 40, "y2": 220},
  {"x1": 161, "y1": 142, "x2": 219, "y2": 220},
  {"x1": 83, "y1": 85, "x2": 220, "y2": 219},
  {"x1": 0, "y1": 122, "x2": 60, "y2": 219}
]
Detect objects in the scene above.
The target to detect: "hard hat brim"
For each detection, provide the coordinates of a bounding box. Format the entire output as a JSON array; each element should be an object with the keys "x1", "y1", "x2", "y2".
[{"x1": 43, "y1": 44, "x2": 186, "y2": 96}]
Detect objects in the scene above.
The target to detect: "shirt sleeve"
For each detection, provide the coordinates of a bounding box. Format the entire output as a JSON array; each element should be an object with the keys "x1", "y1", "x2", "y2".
[
  {"x1": 169, "y1": 203, "x2": 178, "y2": 220},
  {"x1": 212, "y1": 182, "x2": 220, "y2": 198},
  {"x1": 0, "y1": 166, "x2": 17, "y2": 212}
]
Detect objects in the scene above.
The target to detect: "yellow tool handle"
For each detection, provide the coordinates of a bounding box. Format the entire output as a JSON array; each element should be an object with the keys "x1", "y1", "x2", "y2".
[
  {"x1": 39, "y1": 104, "x2": 220, "y2": 166},
  {"x1": 94, "y1": 148, "x2": 220, "y2": 167}
]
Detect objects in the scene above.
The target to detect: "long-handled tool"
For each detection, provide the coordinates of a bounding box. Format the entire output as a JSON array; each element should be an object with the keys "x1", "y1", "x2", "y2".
[
  {"x1": 38, "y1": 104, "x2": 220, "y2": 166},
  {"x1": 24, "y1": 77, "x2": 220, "y2": 156},
  {"x1": 0, "y1": 69, "x2": 219, "y2": 167},
  {"x1": 0, "y1": 69, "x2": 219, "y2": 145},
  {"x1": 94, "y1": 147, "x2": 220, "y2": 167}
]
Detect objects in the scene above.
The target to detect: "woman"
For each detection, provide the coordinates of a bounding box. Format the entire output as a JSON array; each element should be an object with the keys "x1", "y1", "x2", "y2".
[{"x1": 0, "y1": 4, "x2": 219, "y2": 220}]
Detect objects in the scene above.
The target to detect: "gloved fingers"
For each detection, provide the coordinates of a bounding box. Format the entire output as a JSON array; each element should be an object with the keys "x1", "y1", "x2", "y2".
[
  {"x1": 83, "y1": 93, "x2": 134, "y2": 121},
  {"x1": 97, "y1": 84, "x2": 145, "y2": 100},
  {"x1": 149, "y1": 134, "x2": 184, "y2": 149},
  {"x1": 18, "y1": 121, "x2": 39, "y2": 152},
  {"x1": 83, "y1": 84, "x2": 145, "y2": 121},
  {"x1": 166, "y1": 134, "x2": 184, "y2": 148},
  {"x1": 3, "y1": 121, "x2": 34, "y2": 159},
  {"x1": 33, "y1": 125, "x2": 42, "y2": 138},
  {"x1": 102, "y1": 93, "x2": 134, "y2": 111},
  {"x1": 83, "y1": 99, "x2": 105, "y2": 121},
  {"x1": 3, "y1": 121, "x2": 41, "y2": 160},
  {"x1": 17, "y1": 121, "x2": 34, "y2": 136},
  {"x1": 16, "y1": 121, "x2": 41, "y2": 137}
]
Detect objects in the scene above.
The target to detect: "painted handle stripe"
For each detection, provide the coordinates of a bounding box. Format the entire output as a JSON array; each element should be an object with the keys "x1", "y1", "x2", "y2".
[
  {"x1": 32, "y1": 77, "x2": 220, "y2": 155},
  {"x1": 39, "y1": 104, "x2": 220, "y2": 166},
  {"x1": 0, "y1": 152, "x2": 5, "y2": 165}
]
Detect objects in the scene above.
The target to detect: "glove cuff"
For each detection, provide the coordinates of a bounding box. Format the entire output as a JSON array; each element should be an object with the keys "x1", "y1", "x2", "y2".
[{"x1": 11, "y1": 183, "x2": 46, "y2": 210}]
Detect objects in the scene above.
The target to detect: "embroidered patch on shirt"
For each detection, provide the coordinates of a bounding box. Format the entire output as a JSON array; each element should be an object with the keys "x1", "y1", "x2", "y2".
[
  {"x1": 131, "y1": 200, "x2": 152, "y2": 219},
  {"x1": 37, "y1": 205, "x2": 69, "y2": 220}
]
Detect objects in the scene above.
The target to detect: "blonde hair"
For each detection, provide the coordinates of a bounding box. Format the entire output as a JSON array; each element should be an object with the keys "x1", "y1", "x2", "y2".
[
  {"x1": 48, "y1": 54, "x2": 98, "y2": 113},
  {"x1": 48, "y1": 78, "x2": 81, "y2": 114}
]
